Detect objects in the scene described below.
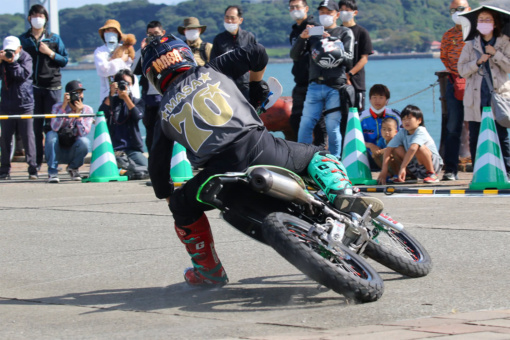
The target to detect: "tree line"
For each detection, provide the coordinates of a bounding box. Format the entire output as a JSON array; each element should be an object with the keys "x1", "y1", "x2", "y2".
[{"x1": 1, "y1": 0, "x2": 480, "y2": 60}]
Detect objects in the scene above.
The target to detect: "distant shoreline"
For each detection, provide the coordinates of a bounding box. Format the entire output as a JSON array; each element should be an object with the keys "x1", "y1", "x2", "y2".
[{"x1": 64, "y1": 52, "x2": 440, "y2": 70}]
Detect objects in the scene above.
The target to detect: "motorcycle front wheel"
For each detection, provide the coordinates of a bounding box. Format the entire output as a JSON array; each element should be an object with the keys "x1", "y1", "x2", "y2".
[
  {"x1": 364, "y1": 223, "x2": 432, "y2": 278},
  {"x1": 262, "y1": 212, "x2": 384, "y2": 303}
]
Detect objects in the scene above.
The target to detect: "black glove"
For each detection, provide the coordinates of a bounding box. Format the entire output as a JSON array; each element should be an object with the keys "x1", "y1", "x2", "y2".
[{"x1": 249, "y1": 80, "x2": 270, "y2": 111}]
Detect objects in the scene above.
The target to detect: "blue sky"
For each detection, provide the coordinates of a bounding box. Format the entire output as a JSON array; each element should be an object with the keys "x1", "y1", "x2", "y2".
[{"x1": 1, "y1": 0, "x2": 187, "y2": 15}]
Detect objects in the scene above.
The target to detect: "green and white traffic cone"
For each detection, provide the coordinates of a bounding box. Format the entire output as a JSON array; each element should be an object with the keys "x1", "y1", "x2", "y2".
[
  {"x1": 82, "y1": 112, "x2": 127, "y2": 183},
  {"x1": 469, "y1": 107, "x2": 510, "y2": 190},
  {"x1": 170, "y1": 142, "x2": 193, "y2": 182},
  {"x1": 341, "y1": 107, "x2": 377, "y2": 185}
]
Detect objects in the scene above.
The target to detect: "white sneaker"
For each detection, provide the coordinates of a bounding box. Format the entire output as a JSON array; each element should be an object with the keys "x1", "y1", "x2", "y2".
[
  {"x1": 67, "y1": 168, "x2": 82, "y2": 181},
  {"x1": 48, "y1": 174, "x2": 60, "y2": 183}
]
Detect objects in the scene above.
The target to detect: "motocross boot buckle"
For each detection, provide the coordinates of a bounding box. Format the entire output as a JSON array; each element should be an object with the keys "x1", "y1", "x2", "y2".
[
  {"x1": 183, "y1": 267, "x2": 229, "y2": 287},
  {"x1": 308, "y1": 151, "x2": 384, "y2": 218}
]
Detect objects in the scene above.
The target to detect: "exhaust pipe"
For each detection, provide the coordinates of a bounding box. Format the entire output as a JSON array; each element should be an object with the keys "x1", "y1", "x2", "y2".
[{"x1": 249, "y1": 168, "x2": 312, "y2": 205}]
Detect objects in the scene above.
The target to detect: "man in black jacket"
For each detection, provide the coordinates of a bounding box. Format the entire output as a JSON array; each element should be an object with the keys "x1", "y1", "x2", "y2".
[
  {"x1": 99, "y1": 69, "x2": 148, "y2": 180},
  {"x1": 290, "y1": 0, "x2": 354, "y2": 159},
  {"x1": 288, "y1": 0, "x2": 327, "y2": 146},
  {"x1": 0, "y1": 36, "x2": 38, "y2": 180},
  {"x1": 210, "y1": 5, "x2": 256, "y2": 100},
  {"x1": 19, "y1": 4, "x2": 69, "y2": 169}
]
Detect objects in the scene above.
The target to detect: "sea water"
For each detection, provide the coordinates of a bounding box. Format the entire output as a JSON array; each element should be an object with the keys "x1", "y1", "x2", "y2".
[{"x1": 61, "y1": 58, "x2": 445, "y2": 150}]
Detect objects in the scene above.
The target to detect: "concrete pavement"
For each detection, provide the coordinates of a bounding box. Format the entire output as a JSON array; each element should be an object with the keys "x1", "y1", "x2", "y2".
[{"x1": 1, "y1": 161, "x2": 510, "y2": 339}]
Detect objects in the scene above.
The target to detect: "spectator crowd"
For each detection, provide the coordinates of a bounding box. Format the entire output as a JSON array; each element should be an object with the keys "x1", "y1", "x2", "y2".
[{"x1": 1, "y1": 0, "x2": 509, "y2": 183}]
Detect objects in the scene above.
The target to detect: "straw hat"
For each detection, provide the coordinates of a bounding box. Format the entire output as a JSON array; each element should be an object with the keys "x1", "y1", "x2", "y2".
[
  {"x1": 177, "y1": 17, "x2": 207, "y2": 35},
  {"x1": 98, "y1": 19, "x2": 123, "y2": 42}
]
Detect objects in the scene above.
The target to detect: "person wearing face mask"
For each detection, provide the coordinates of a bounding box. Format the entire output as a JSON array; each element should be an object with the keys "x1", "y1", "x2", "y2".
[
  {"x1": 99, "y1": 69, "x2": 148, "y2": 180},
  {"x1": 338, "y1": 0, "x2": 373, "y2": 138},
  {"x1": 178, "y1": 17, "x2": 213, "y2": 67},
  {"x1": 458, "y1": 7, "x2": 510, "y2": 178},
  {"x1": 288, "y1": 0, "x2": 327, "y2": 147},
  {"x1": 18, "y1": 4, "x2": 69, "y2": 171},
  {"x1": 45, "y1": 80, "x2": 94, "y2": 183},
  {"x1": 439, "y1": 0, "x2": 471, "y2": 181},
  {"x1": 210, "y1": 5, "x2": 256, "y2": 100},
  {"x1": 94, "y1": 19, "x2": 140, "y2": 104},
  {"x1": 0, "y1": 36, "x2": 38, "y2": 180},
  {"x1": 132, "y1": 21, "x2": 167, "y2": 160},
  {"x1": 359, "y1": 84, "x2": 402, "y2": 171},
  {"x1": 290, "y1": 0, "x2": 354, "y2": 158}
]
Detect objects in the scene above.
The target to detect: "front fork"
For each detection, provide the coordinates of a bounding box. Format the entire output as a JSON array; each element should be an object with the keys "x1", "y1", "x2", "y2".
[
  {"x1": 308, "y1": 192, "x2": 405, "y2": 255},
  {"x1": 343, "y1": 212, "x2": 405, "y2": 256}
]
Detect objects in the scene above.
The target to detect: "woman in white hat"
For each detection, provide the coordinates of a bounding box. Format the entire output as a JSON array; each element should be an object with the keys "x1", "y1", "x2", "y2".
[{"x1": 94, "y1": 19, "x2": 140, "y2": 103}]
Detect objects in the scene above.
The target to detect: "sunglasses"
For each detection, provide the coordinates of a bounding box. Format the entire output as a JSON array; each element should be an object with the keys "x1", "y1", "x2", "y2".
[{"x1": 449, "y1": 6, "x2": 466, "y2": 15}]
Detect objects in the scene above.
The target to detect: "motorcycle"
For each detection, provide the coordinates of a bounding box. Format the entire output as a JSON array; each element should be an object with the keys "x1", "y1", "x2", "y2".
[{"x1": 197, "y1": 165, "x2": 432, "y2": 303}]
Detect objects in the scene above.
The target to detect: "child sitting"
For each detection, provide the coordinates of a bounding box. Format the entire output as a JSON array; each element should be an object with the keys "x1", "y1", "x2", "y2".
[
  {"x1": 360, "y1": 84, "x2": 401, "y2": 170},
  {"x1": 373, "y1": 117, "x2": 399, "y2": 176},
  {"x1": 377, "y1": 105, "x2": 443, "y2": 185}
]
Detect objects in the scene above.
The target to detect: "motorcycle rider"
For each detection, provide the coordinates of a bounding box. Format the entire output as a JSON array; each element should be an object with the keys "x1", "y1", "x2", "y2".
[{"x1": 142, "y1": 35, "x2": 383, "y2": 287}]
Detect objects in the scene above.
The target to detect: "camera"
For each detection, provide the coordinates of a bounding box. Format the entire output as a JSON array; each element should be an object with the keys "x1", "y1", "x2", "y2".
[
  {"x1": 146, "y1": 35, "x2": 161, "y2": 45},
  {"x1": 118, "y1": 80, "x2": 129, "y2": 91},
  {"x1": 4, "y1": 50, "x2": 14, "y2": 59},
  {"x1": 70, "y1": 91, "x2": 81, "y2": 104}
]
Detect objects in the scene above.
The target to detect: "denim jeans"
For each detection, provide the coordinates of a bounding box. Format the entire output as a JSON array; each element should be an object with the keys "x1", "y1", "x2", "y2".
[
  {"x1": 443, "y1": 79, "x2": 465, "y2": 174},
  {"x1": 45, "y1": 130, "x2": 90, "y2": 175},
  {"x1": 33, "y1": 87, "x2": 61, "y2": 166},
  {"x1": 289, "y1": 85, "x2": 328, "y2": 147},
  {"x1": 124, "y1": 149, "x2": 148, "y2": 168},
  {"x1": 298, "y1": 83, "x2": 342, "y2": 158}
]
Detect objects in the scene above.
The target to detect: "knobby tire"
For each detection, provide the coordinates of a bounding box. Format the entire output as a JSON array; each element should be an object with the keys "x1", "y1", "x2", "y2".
[
  {"x1": 262, "y1": 212, "x2": 384, "y2": 303},
  {"x1": 364, "y1": 225, "x2": 432, "y2": 278}
]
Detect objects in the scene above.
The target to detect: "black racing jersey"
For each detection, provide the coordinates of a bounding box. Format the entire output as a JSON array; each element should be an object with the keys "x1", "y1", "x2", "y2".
[{"x1": 150, "y1": 43, "x2": 268, "y2": 199}]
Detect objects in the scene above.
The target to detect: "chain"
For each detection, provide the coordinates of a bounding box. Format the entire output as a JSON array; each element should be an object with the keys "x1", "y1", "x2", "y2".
[{"x1": 387, "y1": 81, "x2": 440, "y2": 114}]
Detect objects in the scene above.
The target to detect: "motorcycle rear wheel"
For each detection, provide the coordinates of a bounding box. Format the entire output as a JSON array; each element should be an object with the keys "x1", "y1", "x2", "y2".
[
  {"x1": 262, "y1": 212, "x2": 384, "y2": 303},
  {"x1": 364, "y1": 224, "x2": 432, "y2": 278}
]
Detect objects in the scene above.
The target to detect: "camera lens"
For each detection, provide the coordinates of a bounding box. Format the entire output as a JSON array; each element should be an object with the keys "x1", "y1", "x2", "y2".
[
  {"x1": 118, "y1": 80, "x2": 128, "y2": 91},
  {"x1": 70, "y1": 92, "x2": 81, "y2": 103},
  {"x1": 146, "y1": 35, "x2": 160, "y2": 44},
  {"x1": 5, "y1": 50, "x2": 14, "y2": 59}
]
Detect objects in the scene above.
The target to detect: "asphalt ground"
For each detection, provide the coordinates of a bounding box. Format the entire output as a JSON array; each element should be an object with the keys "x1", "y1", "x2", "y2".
[{"x1": 1, "y1": 161, "x2": 509, "y2": 339}]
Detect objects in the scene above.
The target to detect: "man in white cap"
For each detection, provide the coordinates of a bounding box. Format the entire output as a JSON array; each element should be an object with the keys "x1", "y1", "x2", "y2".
[{"x1": 0, "y1": 36, "x2": 38, "y2": 180}]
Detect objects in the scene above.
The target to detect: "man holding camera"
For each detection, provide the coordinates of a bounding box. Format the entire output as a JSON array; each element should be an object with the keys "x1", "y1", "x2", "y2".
[
  {"x1": 0, "y1": 36, "x2": 38, "y2": 180},
  {"x1": 99, "y1": 69, "x2": 148, "y2": 180},
  {"x1": 45, "y1": 80, "x2": 93, "y2": 183}
]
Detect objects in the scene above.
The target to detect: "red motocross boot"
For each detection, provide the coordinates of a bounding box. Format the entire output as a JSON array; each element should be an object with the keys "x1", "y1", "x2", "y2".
[{"x1": 175, "y1": 213, "x2": 228, "y2": 287}]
